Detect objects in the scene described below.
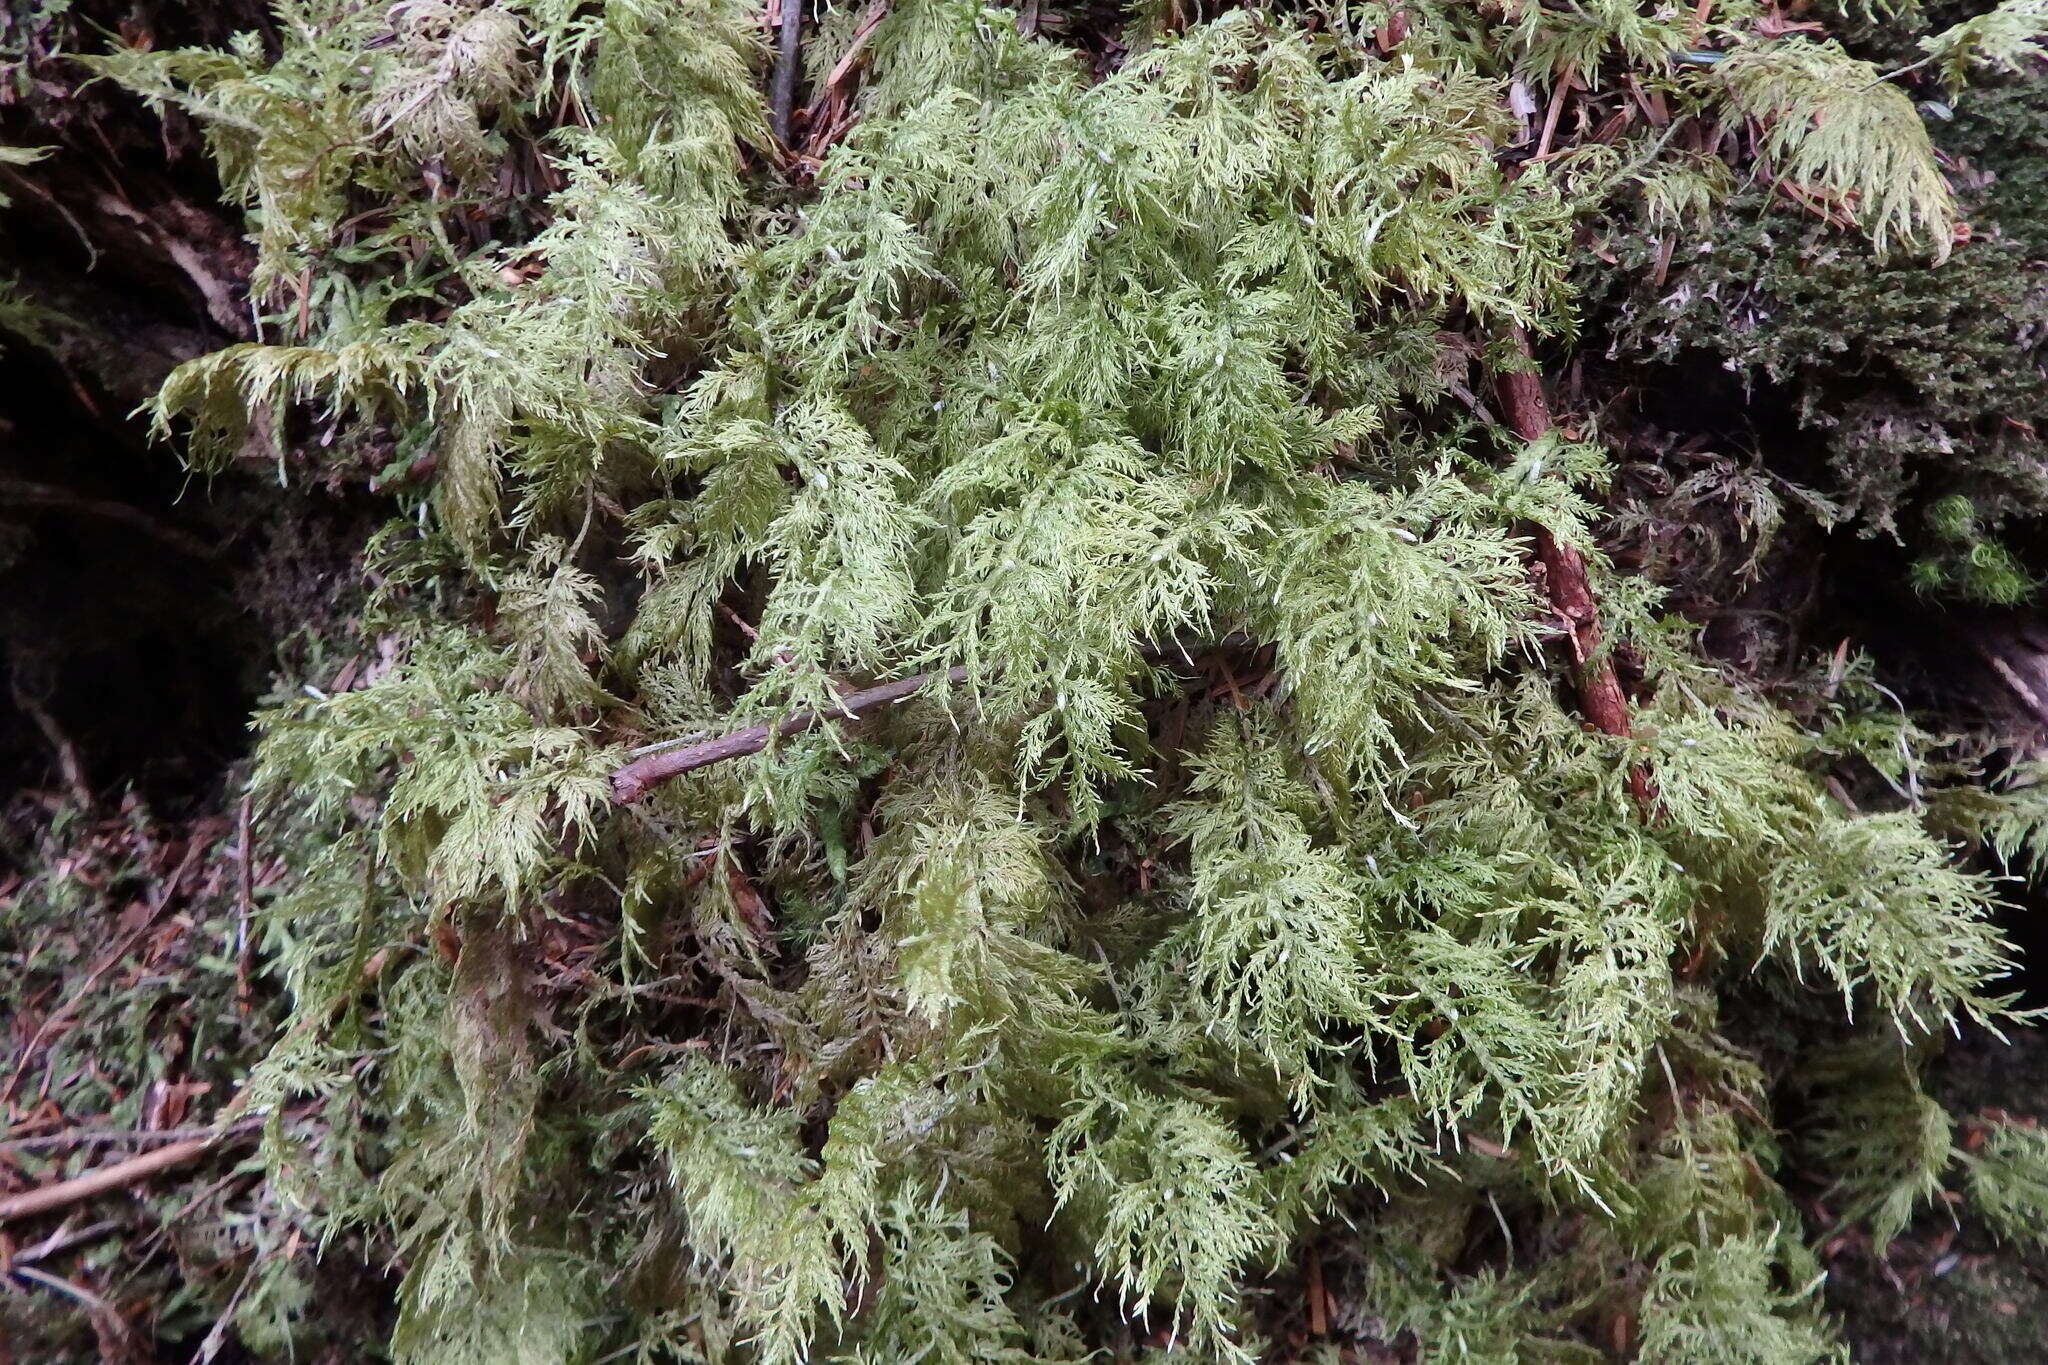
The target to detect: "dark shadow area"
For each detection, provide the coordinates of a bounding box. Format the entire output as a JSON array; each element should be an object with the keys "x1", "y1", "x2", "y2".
[
  {"x1": 0, "y1": 1, "x2": 278, "y2": 814},
  {"x1": 0, "y1": 340, "x2": 267, "y2": 810},
  {"x1": 1596, "y1": 348, "x2": 2048, "y2": 1013}
]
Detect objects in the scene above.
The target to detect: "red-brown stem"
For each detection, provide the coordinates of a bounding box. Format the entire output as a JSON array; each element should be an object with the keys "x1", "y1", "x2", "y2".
[{"x1": 1494, "y1": 338, "x2": 1658, "y2": 815}]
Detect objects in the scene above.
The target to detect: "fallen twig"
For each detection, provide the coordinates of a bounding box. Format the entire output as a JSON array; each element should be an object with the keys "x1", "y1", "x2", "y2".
[
  {"x1": 6, "y1": 1261, "x2": 139, "y2": 1352},
  {"x1": 188, "y1": 1255, "x2": 260, "y2": 1365},
  {"x1": 9, "y1": 1217, "x2": 120, "y2": 1266},
  {"x1": 0, "y1": 1132, "x2": 241, "y2": 1223},
  {"x1": 610, "y1": 636, "x2": 1262, "y2": 804},
  {"x1": 821, "y1": 2, "x2": 888, "y2": 94},
  {"x1": 8, "y1": 1261, "x2": 116, "y2": 1311},
  {"x1": 0, "y1": 1116, "x2": 264, "y2": 1156},
  {"x1": 610, "y1": 666, "x2": 968, "y2": 804}
]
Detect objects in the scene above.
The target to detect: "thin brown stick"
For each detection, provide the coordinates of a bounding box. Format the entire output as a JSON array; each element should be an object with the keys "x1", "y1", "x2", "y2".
[
  {"x1": 0, "y1": 1135, "x2": 226, "y2": 1223},
  {"x1": 610, "y1": 667, "x2": 967, "y2": 804},
  {"x1": 1534, "y1": 78, "x2": 1569, "y2": 160},
  {"x1": 797, "y1": 2, "x2": 890, "y2": 162},
  {"x1": 1492, "y1": 332, "x2": 1657, "y2": 815},
  {"x1": 611, "y1": 636, "x2": 1257, "y2": 804},
  {"x1": 10, "y1": 1217, "x2": 119, "y2": 1265}
]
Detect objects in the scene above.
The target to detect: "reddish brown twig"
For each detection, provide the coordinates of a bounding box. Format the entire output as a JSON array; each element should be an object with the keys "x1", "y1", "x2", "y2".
[
  {"x1": 822, "y1": 2, "x2": 890, "y2": 94},
  {"x1": 801, "y1": 1, "x2": 890, "y2": 160},
  {"x1": 1493, "y1": 334, "x2": 1657, "y2": 815},
  {"x1": 610, "y1": 666, "x2": 968, "y2": 804}
]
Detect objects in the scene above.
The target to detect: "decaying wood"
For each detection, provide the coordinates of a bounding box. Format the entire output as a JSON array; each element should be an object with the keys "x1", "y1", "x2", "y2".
[
  {"x1": 610, "y1": 666, "x2": 969, "y2": 804},
  {"x1": 1493, "y1": 334, "x2": 1658, "y2": 815}
]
